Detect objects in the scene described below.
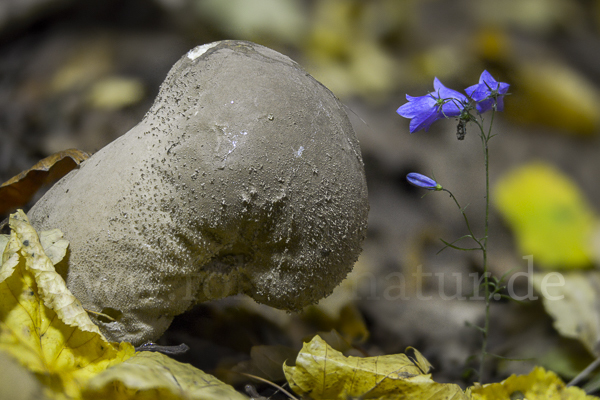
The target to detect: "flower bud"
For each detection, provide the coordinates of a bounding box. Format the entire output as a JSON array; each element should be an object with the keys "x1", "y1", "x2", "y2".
[{"x1": 406, "y1": 173, "x2": 442, "y2": 190}]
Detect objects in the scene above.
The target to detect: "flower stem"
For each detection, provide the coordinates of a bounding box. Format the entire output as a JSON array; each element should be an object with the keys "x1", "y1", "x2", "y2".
[
  {"x1": 477, "y1": 109, "x2": 495, "y2": 381},
  {"x1": 441, "y1": 189, "x2": 483, "y2": 251}
]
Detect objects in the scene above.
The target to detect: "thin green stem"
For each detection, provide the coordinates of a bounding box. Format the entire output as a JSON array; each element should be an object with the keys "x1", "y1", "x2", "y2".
[
  {"x1": 441, "y1": 189, "x2": 484, "y2": 251},
  {"x1": 477, "y1": 109, "x2": 495, "y2": 381},
  {"x1": 432, "y1": 106, "x2": 499, "y2": 381}
]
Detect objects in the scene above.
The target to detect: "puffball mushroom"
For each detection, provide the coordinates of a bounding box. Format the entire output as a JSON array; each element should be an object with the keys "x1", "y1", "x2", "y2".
[{"x1": 28, "y1": 40, "x2": 369, "y2": 345}]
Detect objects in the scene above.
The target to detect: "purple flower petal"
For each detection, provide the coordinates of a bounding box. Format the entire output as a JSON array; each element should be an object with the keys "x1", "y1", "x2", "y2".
[
  {"x1": 409, "y1": 109, "x2": 440, "y2": 133},
  {"x1": 397, "y1": 95, "x2": 436, "y2": 118},
  {"x1": 397, "y1": 78, "x2": 468, "y2": 133},
  {"x1": 434, "y1": 78, "x2": 468, "y2": 108},
  {"x1": 466, "y1": 70, "x2": 509, "y2": 113},
  {"x1": 406, "y1": 173, "x2": 442, "y2": 190}
]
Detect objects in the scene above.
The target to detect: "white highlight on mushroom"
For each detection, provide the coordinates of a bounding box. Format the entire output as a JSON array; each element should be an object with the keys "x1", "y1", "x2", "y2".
[
  {"x1": 296, "y1": 146, "x2": 304, "y2": 157},
  {"x1": 187, "y1": 42, "x2": 219, "y2": 60}
]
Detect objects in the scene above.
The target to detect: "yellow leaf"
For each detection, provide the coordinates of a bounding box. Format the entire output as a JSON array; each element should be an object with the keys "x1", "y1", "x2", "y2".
[
  {"x1": 507, "y1": 61, "x2": 600, "y2": 136},
  {"x1": 0, "y1": 210, "x2": 135, "y2": 399},
  {"x1": 84, "y1": 351, "x2": 248, "y2": 400},
  {"x1": 406, "y1": 346, "x2": 433, "y2": 375},
  {"x1": 469, "y1": 366, "x2": 595, "y2": 400},
  {"x1": 86, "y1": 77, "x2": 145, "y2": 110},
  {"x1": 494, "y1": 162, "x2": 596, "y2": 269},
  {"x1": 50, "y1": 38, "x2": 113, "y2": 93},
  {"x1": 533, "y1": 271, "x2": 600, "y2": 355},
  {"x1": 195, "y1": 0, "x2": 307, "y2": 47},
  {"x1": 303, "y1": 0, "x2": 402, "y2": 100},
  {"x1": 283, "y1": 335, "x2": 467, "y2": 399}
]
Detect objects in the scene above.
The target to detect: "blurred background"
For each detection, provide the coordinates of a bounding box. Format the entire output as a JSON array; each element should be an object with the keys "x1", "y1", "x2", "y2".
[{"x1": 2, "y1": 0, "x2": 600, "y2": 392}]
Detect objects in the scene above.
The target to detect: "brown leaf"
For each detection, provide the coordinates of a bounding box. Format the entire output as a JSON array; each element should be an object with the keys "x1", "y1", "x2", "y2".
[
  {"x1": 0, "y1": 149, "x2": 90, "y2": 215},
  {"x1": 232, "y1": 344, "x2": 299, "y2": 383}
]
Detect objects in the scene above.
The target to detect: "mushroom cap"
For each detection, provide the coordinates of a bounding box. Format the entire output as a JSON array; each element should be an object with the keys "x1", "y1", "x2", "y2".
[{"x1": 28, "y1": 40, "x2": 369, "y2": 345}]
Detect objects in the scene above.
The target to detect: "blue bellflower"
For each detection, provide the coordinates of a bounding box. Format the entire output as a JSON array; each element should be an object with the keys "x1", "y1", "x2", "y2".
[
  {"x1": 406, "y1": 173, "x2": 442, "y2": 190},
  {"x1": 465, "y1": 70, "x2": 509, "y2": 113},
  {"x1": 397, "y1": 78, "x2": 468, "y2": 133}
]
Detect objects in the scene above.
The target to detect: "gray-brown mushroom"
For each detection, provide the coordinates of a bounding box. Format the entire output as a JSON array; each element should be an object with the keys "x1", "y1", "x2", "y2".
[{"x1": 28, "y1": 40, "x2": 369, "y2": 345}]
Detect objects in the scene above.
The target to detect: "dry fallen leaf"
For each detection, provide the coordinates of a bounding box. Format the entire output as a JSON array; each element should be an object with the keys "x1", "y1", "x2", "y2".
[
  {"x1": 232, "y1": 343, "x2": 299, "y2": 383},
  {"x1": 533, "y1": 271, "x2": 600, "y2": 355},
  {"x1": 469, "y1": 366, "x2": 595, "y2": 400},
  {"x1": 84, "y1": 351, "x2": 248, "y2": 400},
  {"x1": 1, "y1": 209, "x2": 251, "y2": 400},
  {"x1": 0, "y1": 149, "x2": 90, "y2": 215},
  {"x1": 283, "y1": 335, "x2": 467, "y2": 400},
  {"x1": 0, "y1": 234, "x2": 9, "y2": 258},
  {"x1": 0, "y1": 210, "x2": 135, "y2": 399},
  {"x1": 38, "y1": 229, "x2": 70, "y2": 265}
]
